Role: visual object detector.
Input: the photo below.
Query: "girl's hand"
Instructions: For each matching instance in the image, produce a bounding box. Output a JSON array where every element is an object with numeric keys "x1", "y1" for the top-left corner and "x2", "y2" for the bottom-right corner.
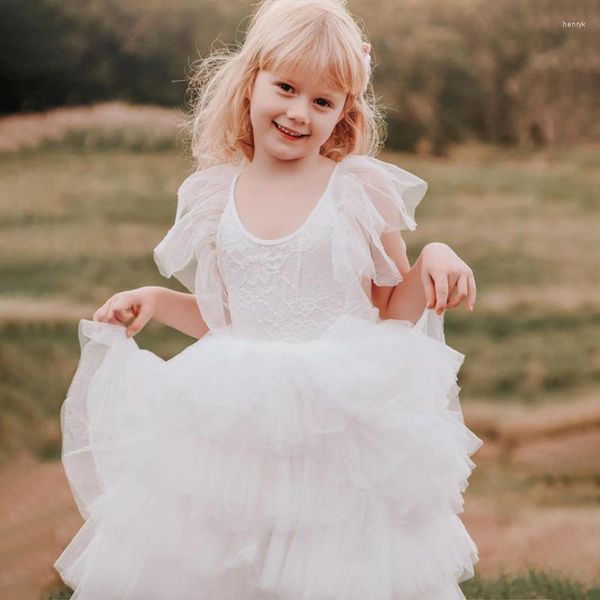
[
  {"x1": 92, "y1": 287, "x2": 157, "y2": 337},
  {"x1": 420, "y1": 242, "x2": 476, "y2": 315}
]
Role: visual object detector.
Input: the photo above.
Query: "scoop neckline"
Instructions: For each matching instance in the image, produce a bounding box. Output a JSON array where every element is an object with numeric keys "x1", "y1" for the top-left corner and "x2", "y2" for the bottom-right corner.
[{"x1": 229, "y1": 160, "x2": 340, "y2": 246}]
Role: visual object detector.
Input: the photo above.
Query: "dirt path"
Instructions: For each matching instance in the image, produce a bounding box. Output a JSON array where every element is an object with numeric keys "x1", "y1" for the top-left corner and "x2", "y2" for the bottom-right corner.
[
  {"x1": 2, "y1": 398, "x2": 600, "y2": 600},
  {"x1": 0, "y1": 452, "x2": 82, "y2": 600}
]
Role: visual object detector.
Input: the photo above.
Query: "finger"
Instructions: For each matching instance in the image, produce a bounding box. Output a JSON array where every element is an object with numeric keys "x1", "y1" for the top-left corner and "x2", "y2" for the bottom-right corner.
[
  {"x1": 433, "y1": 274, "x2": 449, "y2": 314},
  {"x1": 446, "y1": 273, "x2": 468, "y2": 308},
  {"x1": 466, "y1": 270, "x2": 477, "y2": 310},
  {"x1": 93, "y1": 292, "x2": 122, "y2": 322},
  {"x1": 105, "y1": 300, "x2": 125, "y2": 325},
  {"x1": 424, "y1": 273, "x2": 436, "y2": 309},
  {"x1": 93, "y1": 301, "x2": 111, "y2": 322},
  {"x1": 108, "y1": 298, "x2": 134, "y2": 325},
  {"x1": 444, "y1": 273, "x2": 460, "y2": 308},
  {"x1": 110, "y1": 308, "x2": 133, "y2": 325},
  {"x1": 113, "y1": 307, "x2": 135, "y2": 324},
  {"x1": 126, "y1": 308, "x2": 152, "y2": 337},
  {"x1": 445, "y1": 287, "x2": 457, "y2": 309}
]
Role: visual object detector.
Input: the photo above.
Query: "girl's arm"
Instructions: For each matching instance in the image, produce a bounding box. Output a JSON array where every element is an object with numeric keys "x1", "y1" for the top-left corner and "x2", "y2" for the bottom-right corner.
[
  {"x1": 372, "y1": 231, "x2": 476, "y2": 323},
  {"x1": 146, "y1": 286, "x2": 210, "y2": 339},
  {"x1": 379, "y1": 252, "x2": 428, "y2": 323},
  {"x1": 371, "y1": 230, "x2": 427, "y2": 323}
]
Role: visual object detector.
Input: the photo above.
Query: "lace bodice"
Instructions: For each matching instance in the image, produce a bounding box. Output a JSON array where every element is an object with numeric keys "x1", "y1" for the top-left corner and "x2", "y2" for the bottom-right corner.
[
  {"x1": 217, "y1": 165, "x2": 375, "y2": 342},
  {"x1": 153, "y1": 154, "x2": 428, "y2": 343}
]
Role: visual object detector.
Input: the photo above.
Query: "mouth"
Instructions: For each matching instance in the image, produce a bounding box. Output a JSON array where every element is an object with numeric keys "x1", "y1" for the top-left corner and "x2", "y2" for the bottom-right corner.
[{"x1": 273, "y1": 121, "x2": 309, "y2": 139}]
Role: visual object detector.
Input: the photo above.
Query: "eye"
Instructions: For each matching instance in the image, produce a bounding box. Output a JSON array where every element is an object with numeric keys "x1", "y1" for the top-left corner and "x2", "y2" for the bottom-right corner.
[{"x1": 276, "y1": 82, "x2": 332, "y2": 108}]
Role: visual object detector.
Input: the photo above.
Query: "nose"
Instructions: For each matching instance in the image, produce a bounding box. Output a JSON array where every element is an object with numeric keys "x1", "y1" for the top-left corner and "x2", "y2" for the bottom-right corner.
[{"x1": 286, "y1": 96, "x2": 310, "y2": 124}]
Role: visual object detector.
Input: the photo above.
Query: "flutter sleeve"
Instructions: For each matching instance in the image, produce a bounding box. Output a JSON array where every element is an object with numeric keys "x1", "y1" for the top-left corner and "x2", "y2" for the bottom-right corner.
[
  {"x1": 153, "y1": 163, "x2": 238, "y2": 331},
  {"x1": 331, "y1": 154, "x2": 428, "y2": 287}
]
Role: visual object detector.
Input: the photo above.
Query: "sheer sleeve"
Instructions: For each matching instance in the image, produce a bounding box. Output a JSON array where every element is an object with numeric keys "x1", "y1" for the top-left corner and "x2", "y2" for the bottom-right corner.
[
  {"x1": 153, "y1": 163, "x2": 238, "y2": 330},
  {"x1": 331, "y1": 154, "x2": 428, "y2": 287}
]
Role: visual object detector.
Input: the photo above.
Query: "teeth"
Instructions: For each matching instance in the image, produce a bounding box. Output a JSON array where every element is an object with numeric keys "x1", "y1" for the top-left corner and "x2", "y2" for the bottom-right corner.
[{"x1": 276, "y1": 123, "x2": 303, "y2": 137}]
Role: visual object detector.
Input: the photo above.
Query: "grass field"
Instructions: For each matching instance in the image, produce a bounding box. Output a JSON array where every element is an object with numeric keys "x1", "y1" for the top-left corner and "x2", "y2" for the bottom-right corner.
[
  {"x1": 1, "y1": 116, "x2": 599, "y2": 462},
  {"x1": 0, "y1": 104, "x2": 599, "y2": 598}
]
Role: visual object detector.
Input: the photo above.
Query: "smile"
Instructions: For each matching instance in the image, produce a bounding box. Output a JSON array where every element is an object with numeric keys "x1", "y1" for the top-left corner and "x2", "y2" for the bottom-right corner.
[{"x1": 273, "y1": 121, "x2": 309, "y2": 139}]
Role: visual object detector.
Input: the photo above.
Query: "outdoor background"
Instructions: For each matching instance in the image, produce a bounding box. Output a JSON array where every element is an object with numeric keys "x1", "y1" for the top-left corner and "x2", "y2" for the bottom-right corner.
[{"x1": 0, "y1": 0, "x2": 598, "y2": 598}]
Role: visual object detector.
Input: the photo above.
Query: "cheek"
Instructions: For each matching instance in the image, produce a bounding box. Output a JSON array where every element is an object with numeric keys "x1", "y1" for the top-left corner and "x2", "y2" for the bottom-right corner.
[
  {"x1": 250, "y1": 102, "x2": 275, "y2": 129},
  {"x1": 250, "y1": 88, "x2": 276, "y2": 114},
  {"x1": 260, "y1": 100, "x2": 282, "y2": 122},
  {"x1": 318, "y1": 115, "x2": 341, "y2": 137}
]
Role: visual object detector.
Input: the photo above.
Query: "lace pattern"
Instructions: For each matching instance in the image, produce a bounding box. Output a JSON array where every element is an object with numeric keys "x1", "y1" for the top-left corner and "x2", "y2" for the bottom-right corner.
[
  {"x1": 153, "y1": 154, "x2": 428, "y2": 342},
  {"x1": 218, "y1": 194, "x2": 375, "y2": 343}
]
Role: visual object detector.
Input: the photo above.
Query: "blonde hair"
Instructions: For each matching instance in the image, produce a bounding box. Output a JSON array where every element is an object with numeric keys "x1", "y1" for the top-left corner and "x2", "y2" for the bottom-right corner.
[{"x1": 183, "y1": 0, "x2": 386, "y2": 170}]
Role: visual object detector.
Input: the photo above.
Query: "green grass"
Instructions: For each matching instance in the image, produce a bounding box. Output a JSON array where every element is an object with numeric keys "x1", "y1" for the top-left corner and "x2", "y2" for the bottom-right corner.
[
  {"x1": 461, "y1": 566, "x2": 600, "y2": 599},
  {"x1": 43, "y1": 567, "x2": 600, "y2": 599},
  {"x1": 0, "y1": 255, "x2": 164, "y2": 301},
  {"x1": 1, "y1": 141, "x2": 599, "y2": 461},
  {"x1": 452, "y1": 309, "x2": 600, "y2": 402}
]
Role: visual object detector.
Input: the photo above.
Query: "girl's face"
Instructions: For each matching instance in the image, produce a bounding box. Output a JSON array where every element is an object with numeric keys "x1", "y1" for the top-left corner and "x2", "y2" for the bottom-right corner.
[{"x1": 247, "y1": 68, "x2": 348, "y2": 165}]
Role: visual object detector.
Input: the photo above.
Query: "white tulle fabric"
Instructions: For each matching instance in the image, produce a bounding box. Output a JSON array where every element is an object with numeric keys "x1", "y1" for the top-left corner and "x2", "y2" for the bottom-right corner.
[{"x1": 55, "y1": 154, "x2": 483, "y2": 599}]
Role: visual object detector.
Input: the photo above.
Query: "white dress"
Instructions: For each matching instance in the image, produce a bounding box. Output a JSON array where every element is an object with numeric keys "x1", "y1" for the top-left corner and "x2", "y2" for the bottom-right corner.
[{"x1": 54, "y1": 153, "x2": 483, "y2": 600}]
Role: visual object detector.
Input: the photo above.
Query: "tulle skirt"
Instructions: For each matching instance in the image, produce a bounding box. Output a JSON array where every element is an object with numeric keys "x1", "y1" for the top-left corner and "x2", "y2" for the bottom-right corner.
[{"x1": 54, "y1": 312, "x2": 483, "y2": 599}]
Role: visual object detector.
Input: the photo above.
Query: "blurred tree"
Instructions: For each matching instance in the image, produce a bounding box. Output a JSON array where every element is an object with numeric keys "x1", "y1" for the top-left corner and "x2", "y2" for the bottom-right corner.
[
  {"x1": 360, "y1": 0, "x2": 483, "y2": 155},
  {"x1": 0, "y1": 0, "x2": 79, "y2": 112},
  {"x1": 0, "y1": 0, "x2": 596, "y2": 148},
  {"x1": 0, "y1": 0, "x2": 226, "y2": 112},
  {"x1": 509, "y1": 11, "x2": 600, "y2": 146}
]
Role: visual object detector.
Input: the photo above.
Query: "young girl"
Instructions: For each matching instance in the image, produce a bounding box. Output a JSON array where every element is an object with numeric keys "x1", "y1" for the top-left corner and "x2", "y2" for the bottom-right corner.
[{"x1": 54, "y1": 0, "x2": 482, "y2": 598}]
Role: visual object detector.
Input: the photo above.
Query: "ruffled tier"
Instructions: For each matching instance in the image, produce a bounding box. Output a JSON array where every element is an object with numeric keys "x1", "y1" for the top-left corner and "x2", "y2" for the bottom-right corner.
[{"x1": 55, "y1": 315, "x2": 483, "y2": 600}]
